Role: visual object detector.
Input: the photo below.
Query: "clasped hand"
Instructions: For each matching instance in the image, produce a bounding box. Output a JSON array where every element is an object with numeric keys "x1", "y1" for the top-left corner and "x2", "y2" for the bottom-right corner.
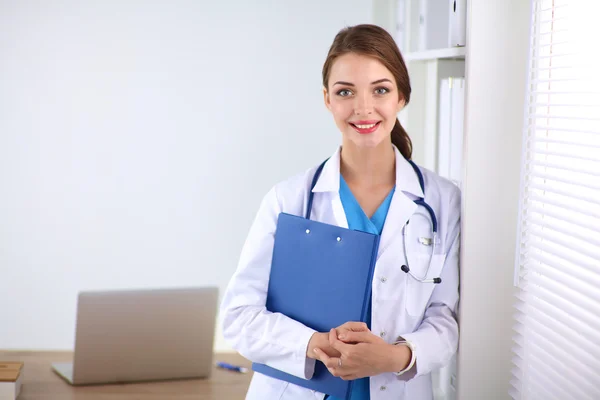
[{"x1": 306, "y1": 322, "x2": 410, "y2": 380}]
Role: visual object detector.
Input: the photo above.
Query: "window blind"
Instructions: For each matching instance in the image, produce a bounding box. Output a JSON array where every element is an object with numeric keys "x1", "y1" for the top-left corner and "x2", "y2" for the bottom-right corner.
[{"x1": 512, "y1": 0, "x2": 600, "y2": 399}]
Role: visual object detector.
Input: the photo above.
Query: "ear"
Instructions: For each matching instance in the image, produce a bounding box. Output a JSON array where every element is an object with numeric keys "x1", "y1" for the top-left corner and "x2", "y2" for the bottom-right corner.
[
  {"x1": 397, "y1": 98, "x2": 406, "y2": 113},
  {"x1": 323, "y1": 88, "x2": 332, "y2": 112}
]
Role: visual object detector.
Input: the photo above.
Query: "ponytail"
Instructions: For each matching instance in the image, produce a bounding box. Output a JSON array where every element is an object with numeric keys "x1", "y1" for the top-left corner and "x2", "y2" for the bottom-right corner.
[{"x1": 391, "y1": 118, "x2": 412, "y2": 160}]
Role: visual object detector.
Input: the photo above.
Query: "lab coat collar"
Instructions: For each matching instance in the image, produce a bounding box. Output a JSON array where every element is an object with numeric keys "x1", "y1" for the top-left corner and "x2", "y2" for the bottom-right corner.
[{"x1": 311, "y1": 145, "x2": 425, "y2": 198}]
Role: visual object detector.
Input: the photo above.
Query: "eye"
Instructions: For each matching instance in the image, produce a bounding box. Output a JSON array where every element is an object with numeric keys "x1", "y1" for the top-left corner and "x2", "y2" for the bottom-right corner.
[
  {"x1": 375, "y1": 87, "x2": 390, "y2": 95},
  {"x1": 336, "y1": 89, "x2": 353, "y2": 97}
]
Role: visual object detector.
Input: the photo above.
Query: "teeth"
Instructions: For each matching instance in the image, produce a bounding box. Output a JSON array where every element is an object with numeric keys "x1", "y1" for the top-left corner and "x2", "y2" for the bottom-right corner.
[{"x1": 355, "y1": 123, "x2": 377, "y2": 129}]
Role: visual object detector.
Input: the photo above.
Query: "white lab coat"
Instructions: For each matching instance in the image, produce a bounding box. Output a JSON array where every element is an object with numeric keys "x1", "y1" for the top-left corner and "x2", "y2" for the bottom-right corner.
[{"x1": 221, "y1": 146, "x2": 460, "y2": 400}]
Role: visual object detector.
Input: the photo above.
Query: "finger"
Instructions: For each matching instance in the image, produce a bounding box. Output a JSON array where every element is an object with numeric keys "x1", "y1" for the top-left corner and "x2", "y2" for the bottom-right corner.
[
  {"x1": 313, "y1": 347, "x2": 330, "y2": 364},
  {"x1": 324, "y1": 357, "x2": 340, "y2": 371},
  {"x1": 324, "y1": 357, "x2": 343, "y2": 377},
  {"x1": 329, "y1": 328, "x2": 351, "y2": 353},
  {"x1": 338, "y1": 330, "x2": 377, "y2": 344},
  {"x1": 340, "y1": 373, "x2": 357, "y2": 381},
  {"x1": 328, "y1": 328, "x2": 337, "y2": 346},
  {"x1": 339, "y1": 321, "x2": 369, "y2": 332}
]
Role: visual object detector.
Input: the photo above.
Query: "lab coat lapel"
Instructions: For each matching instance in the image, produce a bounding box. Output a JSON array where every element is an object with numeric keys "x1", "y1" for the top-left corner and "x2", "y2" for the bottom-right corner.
[
  {"x1": 330, "y1": 192, "x2": 349, "y2": 229},
  {"x1": 311, "y1": 147, "x2": 349, "y2": 229}
]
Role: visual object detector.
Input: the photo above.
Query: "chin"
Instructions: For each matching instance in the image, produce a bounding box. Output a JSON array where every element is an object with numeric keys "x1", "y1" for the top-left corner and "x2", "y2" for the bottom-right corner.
[{"x1": 348, "y1": 133, "x2": 387, "y2": 150}]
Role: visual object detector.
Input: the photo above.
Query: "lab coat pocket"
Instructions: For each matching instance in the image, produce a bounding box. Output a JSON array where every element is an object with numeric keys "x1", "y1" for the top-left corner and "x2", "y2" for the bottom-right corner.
[{"x1": 405, "y1": 252, "x2": 445, "y2": 318}]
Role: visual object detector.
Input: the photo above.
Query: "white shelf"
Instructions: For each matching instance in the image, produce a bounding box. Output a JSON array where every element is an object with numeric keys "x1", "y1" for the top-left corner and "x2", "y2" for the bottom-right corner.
[{"x1": 404, "y1": 47, "x2": 467, "y2": 62}]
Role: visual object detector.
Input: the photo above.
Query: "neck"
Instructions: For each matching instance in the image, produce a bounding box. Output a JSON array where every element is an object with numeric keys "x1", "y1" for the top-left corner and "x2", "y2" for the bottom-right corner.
[{"x1": 340, "y1": 141, "x2": 396, "y2": 187}]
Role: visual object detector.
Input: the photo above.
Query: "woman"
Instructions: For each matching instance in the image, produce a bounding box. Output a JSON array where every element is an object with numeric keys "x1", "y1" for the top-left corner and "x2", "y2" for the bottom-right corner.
[{"x1": 221, "y1": 24, "x2": 460, "y2": 400}]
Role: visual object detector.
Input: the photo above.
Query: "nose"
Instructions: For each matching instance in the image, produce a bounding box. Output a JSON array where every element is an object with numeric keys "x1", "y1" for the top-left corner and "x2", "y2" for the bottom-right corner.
[{"x1": 353, "y1": 93, "x2": 373, "y2": 116}]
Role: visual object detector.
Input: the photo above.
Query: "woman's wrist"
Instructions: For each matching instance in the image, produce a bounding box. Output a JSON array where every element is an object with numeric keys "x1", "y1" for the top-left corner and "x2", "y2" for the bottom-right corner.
[
  {"x1": 306, "y1": 332, "x2": 324, "y2": 359},
  {"x1": 385, "y1": 342, "x2": 412, "y2": 373}
]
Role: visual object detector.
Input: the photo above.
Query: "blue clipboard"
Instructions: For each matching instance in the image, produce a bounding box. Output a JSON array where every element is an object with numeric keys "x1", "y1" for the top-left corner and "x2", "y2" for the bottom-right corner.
[{"x1": 252, "y1": 160, "x2": 380, "y2": 399}]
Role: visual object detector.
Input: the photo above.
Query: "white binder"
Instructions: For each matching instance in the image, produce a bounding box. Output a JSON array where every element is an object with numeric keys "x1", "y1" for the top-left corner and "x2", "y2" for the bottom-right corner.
[
  {"x1": 437, "y1": 78, "x2": 452, "y2": 179},
  {"x1": 449, "y1": 78, "x2": 465, "y2": 186},
  {"x1": 418, "y1": 0, "x2": 450, "y2": 51},
  {"x1": 417, "y1": 0, "x2": 467, "y2": 50},
  {"x1": 437, "y1": 77, "x2": 465, "y2": 187},
  {"x1": 448, "y1": 0, "x2": 467, "y2": 47},
  {"x1": 395, "y1": 0, "x2": 406, "y2": 51}
]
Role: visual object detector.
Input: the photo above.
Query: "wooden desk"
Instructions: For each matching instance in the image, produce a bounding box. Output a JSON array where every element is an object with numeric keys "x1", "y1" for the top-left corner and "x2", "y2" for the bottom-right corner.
[{"x1": 0, "y1": 351, "x2": 252, "y2": 400}]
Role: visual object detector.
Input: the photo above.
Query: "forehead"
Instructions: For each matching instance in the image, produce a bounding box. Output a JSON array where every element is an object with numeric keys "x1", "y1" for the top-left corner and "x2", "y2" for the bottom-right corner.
[{"x1": 329, "y1": 53, "x2": 395, "y2": 85}]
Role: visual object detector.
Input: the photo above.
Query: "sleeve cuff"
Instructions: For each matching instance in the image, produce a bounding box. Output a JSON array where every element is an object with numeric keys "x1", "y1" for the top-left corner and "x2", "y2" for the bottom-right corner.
[
  {"x1": 293, "y1": 326, "x2": 318, "y2": 379},
  {"x1": 299, "y1": 327, "x2": 317, "y2": 379},
  {"x1": 397, "y1": 330, "x2": 434, "y2": 378},
  {"x1": 393, "y1": 339, "x2": 417, "y2": 376}
]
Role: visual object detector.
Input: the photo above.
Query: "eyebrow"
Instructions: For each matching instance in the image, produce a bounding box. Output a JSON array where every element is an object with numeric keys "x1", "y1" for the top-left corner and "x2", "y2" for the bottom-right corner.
[{"x1": 332, "y1": 78, "x2": 392, "y2": 86}]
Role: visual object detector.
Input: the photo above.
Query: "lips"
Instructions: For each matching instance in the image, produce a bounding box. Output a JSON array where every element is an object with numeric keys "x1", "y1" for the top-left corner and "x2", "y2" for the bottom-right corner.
[{"x1": 350, "y1": 121, "x2": 381, "y2": 134}]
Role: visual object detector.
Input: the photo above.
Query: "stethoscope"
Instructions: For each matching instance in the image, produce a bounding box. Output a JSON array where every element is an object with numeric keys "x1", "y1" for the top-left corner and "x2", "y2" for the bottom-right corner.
[
  {"x1": 306, "y1": 157, "x2": 442, "y2": 285},
  {"x1": 403, "y1": 159, "x2": 442, "y2": 285}
]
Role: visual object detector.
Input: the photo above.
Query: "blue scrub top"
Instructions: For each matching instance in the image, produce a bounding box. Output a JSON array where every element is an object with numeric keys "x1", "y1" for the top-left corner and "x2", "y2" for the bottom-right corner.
[{"x1": 326, "y1": 175, "x2": 395, "y2": 400}]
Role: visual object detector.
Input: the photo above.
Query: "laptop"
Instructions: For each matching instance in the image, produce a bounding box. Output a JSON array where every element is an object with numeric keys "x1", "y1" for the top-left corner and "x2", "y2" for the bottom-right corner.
[{"x1": 52, "y1": 286, "x2": 219, "y2": 385}]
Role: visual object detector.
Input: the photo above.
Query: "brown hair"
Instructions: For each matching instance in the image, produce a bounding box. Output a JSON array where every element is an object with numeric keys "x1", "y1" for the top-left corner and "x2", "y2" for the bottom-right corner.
[{"x1": 322, "y1": 24, "x2": 412, "y2": 159}]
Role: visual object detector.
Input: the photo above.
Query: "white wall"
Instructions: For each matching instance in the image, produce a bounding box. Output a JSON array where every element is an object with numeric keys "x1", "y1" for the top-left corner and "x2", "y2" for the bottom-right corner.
[
  {"x1": 457, "y1": 0, "x2": 531, "y2": 398},
  {"x1": 0, "y1": 0, "x2": 372, "y2": 352}
]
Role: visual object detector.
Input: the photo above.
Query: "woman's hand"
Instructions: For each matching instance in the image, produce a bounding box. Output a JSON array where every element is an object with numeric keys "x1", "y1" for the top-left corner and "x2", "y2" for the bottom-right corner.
[
  {"x1": 334, "y1": 321, "x2": 370, "y2": 342},
  {"x1": 307, "y1": 321, "x2": 368, "y2": 359},
  {"x1": 307, "y1": 332, "x2": 341, "y2": 359},
  {"x1": 313, "y1": 328, "x2": 412, "y2": 380}
]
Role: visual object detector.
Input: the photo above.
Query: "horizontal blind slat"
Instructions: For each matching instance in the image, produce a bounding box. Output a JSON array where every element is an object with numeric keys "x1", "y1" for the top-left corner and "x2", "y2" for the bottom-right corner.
[
  {"x1": 528, "y1": 169, "x2": 600, "y2": 191},
  {"x1": 514, "y1": 302, "x2": 600, "y2": 368},
  {"x1": 531, "y1": 148, "x2": 600, "y2": 163},
  {"x1": 531, "y1": 102, "x2": 600, "y2": 107},
  {"x1": 535, "y1": 27, "x2": 569, "y2": 37},
  {"x1": 524, "y1": 223, "x2": 600, "y2": 262},
  {"x1": 536, "y1": 3, "x2": 568, "y2": 13},
  {"x1": 530, "y1": 137, "x2": 600, "y2": 148},
  {"x1": 536, "y1": 15, "x2": 570, "y2": 25},
  {"x1": 517, "y1": 350, "x2": 595, "y2": 399},
  {"x1": 527, "y1": 159, "x2": 600, "y2": 177},
  {"x1": 524, "y1": 237, "x2": 600, "y2": 273},
  {"x1": 513, "y1": 346, "x2": 599, "y2": 399},
  {"x1": 533, "y1": 63, "x2": 600, "y2": 72},
  {"x1": 524, "y1": 212, "x2": 600, "y2": 249},
  {"x1": 527, "y1": 182, "x2": 600, "y2": 207},
  {"x1": 518, "y1": 275, "x2": 600, "y2": 332},
  {"x1": 524, "y1": 193, "x2": 600, "y2": 221},
  {"x1": 512, "y1": 330, "x2": 590, "y2": 399},
  {"x1": 528, "y1": 124, "x2": 600, "y2": 135},
  {"x1": 513, "y1": 295, "x2": 600, "y2": 359},
  {"x1": 529, "y1": 90, "x2": 600, "y2": 101},
  {"x1": 512, "y1": 350, "x2": 523, "y2": 368},
  {"x1": 523, "y1": 247, "x2": 600, "y2": 288},
  {"x1": 510, "y1": 376, "x2": 559, "y2": 400},
  {"x1": 507, "y1": 337, "x2": 591, "y2": 399},
  {"x1": 532, "y1": 91, "x2": 600, "y2": 96},
  {"x1": 522, "y1": 256, "x2": 600, "y2": 306}
]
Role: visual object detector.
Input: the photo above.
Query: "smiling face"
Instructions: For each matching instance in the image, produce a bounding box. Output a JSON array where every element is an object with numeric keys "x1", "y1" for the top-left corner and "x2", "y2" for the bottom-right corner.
[{"x1": 324, "y1": 53, "x2": 406, "y2": 150}]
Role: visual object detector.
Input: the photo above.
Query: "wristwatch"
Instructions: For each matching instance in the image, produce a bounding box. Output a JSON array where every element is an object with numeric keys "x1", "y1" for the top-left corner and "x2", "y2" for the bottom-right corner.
[{"x1": 393, "y1": 339, "x2": 416, "y2": 376}]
